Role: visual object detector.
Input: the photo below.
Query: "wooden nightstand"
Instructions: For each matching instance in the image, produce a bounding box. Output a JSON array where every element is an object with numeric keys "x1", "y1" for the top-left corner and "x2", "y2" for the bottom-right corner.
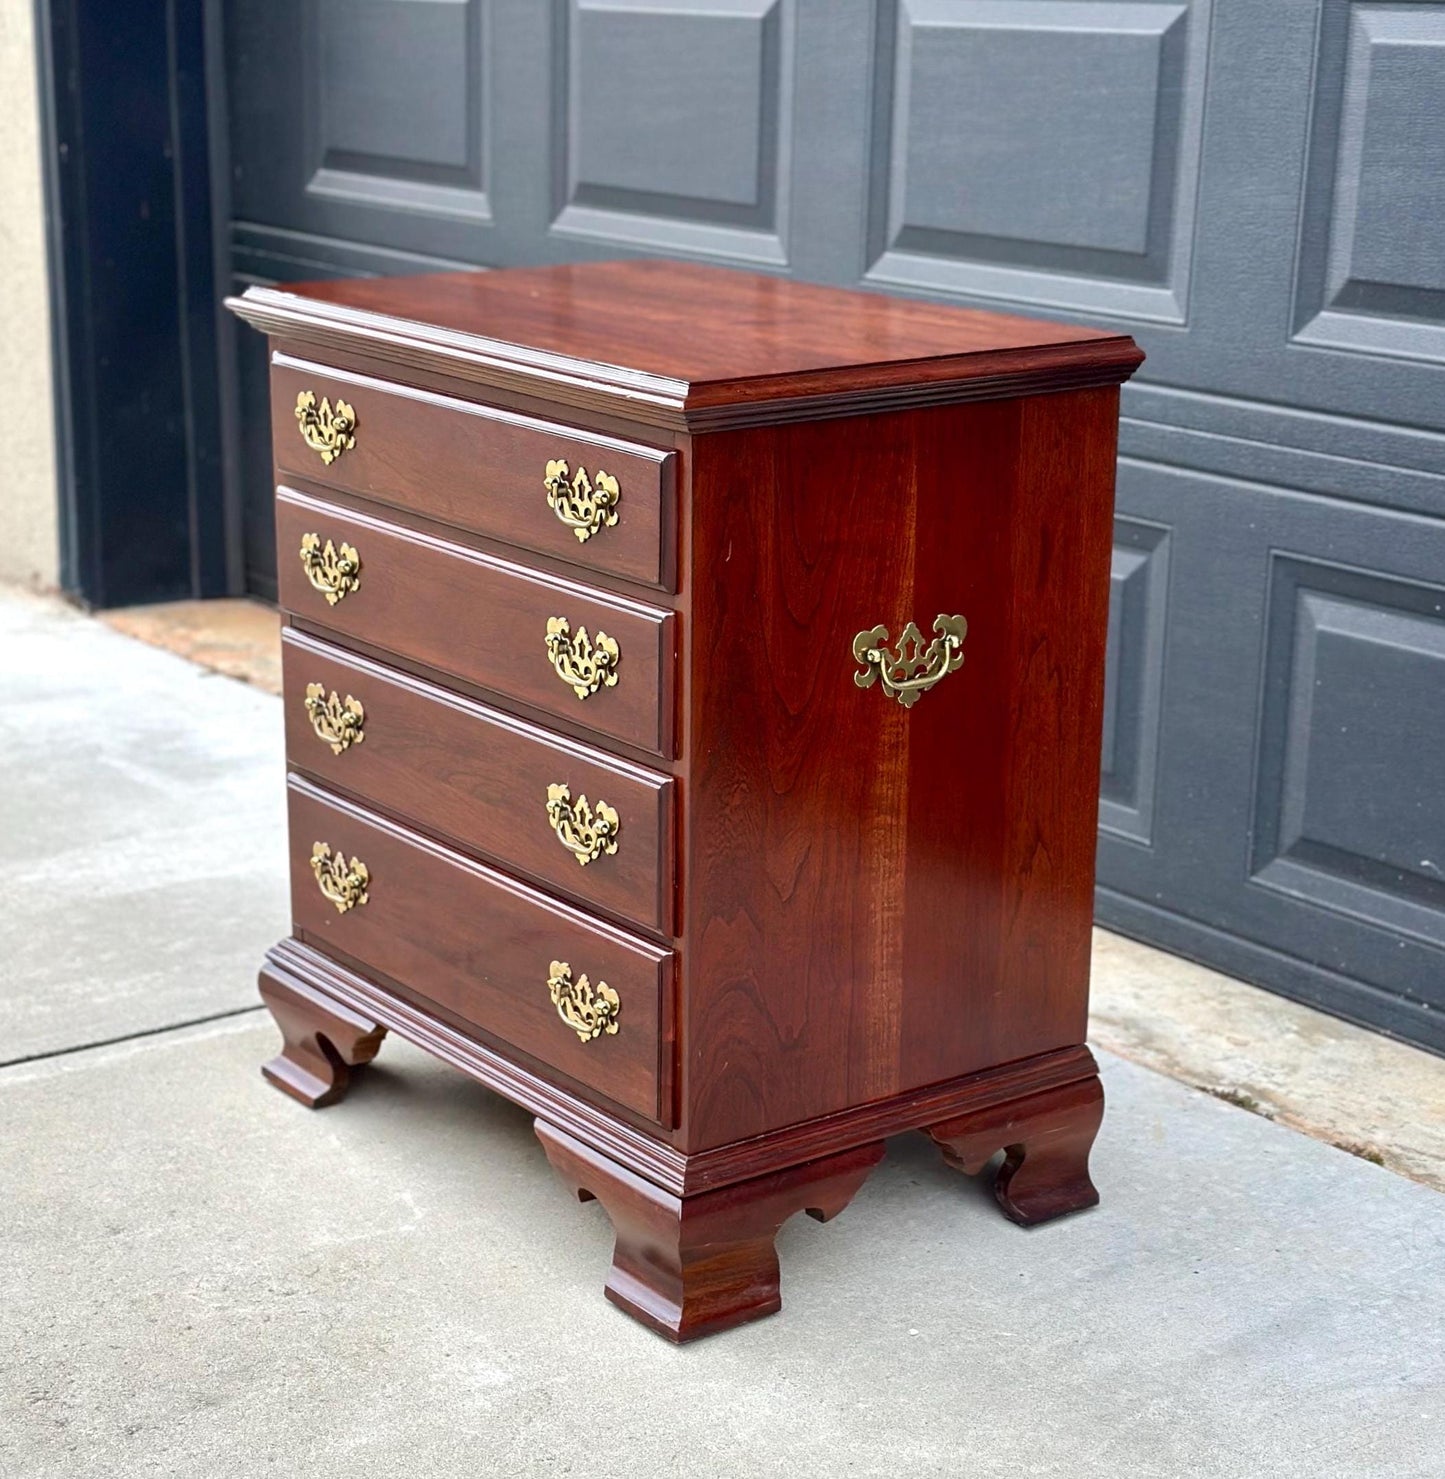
[{"x1": 228, "y1": 261, "x2": 1143, "y2": 1341}]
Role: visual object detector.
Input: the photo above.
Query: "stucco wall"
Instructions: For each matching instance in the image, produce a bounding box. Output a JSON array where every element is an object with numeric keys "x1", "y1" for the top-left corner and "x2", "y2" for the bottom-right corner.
[{"x1": 0, "y1": 5, "x2": 58, "y2": 590}]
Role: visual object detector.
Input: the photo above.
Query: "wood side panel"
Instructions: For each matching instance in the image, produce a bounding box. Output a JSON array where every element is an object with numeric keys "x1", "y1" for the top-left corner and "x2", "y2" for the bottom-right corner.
[
  {"x1": 282, "y1": 630, "x2": 675, "y2": 934},
  {"x1": 896, "y1": 388, "x2": 1121, "y2": 1083},
  {"x1": 287, "y1": 779, "x2": 672, "y2": 1123},
  {"x1": 275, "y1": 489, "x2": 676, "y2": 756},
  {"x1": 270, "y1": 355, "x2": 675, "y2": 589},
  {"x1": 990, "y1": 389, "x2": 1121, "y2": 1040},
  {"x1": 680, "y1": 406, "x2": 930, "y2": 1148},
  {"x1": 680, "y1": 394, "x2": 1116, "y2": 1150}
]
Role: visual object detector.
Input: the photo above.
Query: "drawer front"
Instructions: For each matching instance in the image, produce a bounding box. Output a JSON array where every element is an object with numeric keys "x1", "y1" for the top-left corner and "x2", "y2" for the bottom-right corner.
[
  {"x1": 289, "y1": 780, "x2": 672, "y2": 1123},
  {"x1": 277, "y1": 489, "x2": 676, "y2": 757},
  {"x1": 283, "y1": 630, "x2": 675, "y2": 934},
  {"x1": 272, "y1": 355, "x2": 675, "y2": 589}
]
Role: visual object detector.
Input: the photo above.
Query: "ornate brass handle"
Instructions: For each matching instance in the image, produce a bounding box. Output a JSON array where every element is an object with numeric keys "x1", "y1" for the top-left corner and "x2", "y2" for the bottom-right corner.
[
  {"x1": 304, "y1": 684, "x2": 365, "y2": 754},
  {"x1": 545, "y1": 783, "x2": 620, "y2": 866},
  {"x1": 853, "y1": 614, "x2": 967, "y2": 708},
  {"x1": 310, "y1": 842, "x2": 369, "y2": 914},
  {"x1": 545, "y1": 616, "x2": 620, "y2": 699},
  {"x1": 299, "y1": 533, "x2": 361, "y2": 605},
  {"x1": 547, "y1": 960, "x2": 620, "y2": 1041},
  {"x1": 295, "y1": 390, "x2": 357, "y2": 465},
  {"x1": 544, "y1": 459, "x2": 620, "y2": 543}
]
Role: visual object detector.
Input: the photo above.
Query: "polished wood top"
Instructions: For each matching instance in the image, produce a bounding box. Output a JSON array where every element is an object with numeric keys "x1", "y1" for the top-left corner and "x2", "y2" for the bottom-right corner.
[{"x1": 229, "y1": 260, "x2": 1143, "y2": 431}]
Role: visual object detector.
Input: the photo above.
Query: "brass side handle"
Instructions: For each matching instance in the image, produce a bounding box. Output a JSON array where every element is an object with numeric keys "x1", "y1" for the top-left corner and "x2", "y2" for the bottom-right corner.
[
  {"x1": 544, "y1": 458, "x2": 620, "y2": 543},
  {"x1": 853, "y1": 614, "x2": 967, "y2": 708},
  {"x1": 295, "y1": 390, "x2": 357, "y2": 465},
  {"x1": 545, "y1": 783, "x2": 620, "y2": 866},
  {"x1": 310, "y1": 842, "x2": 369, "y2": 914},
  {"x1": 304, "y1": 684, "x2": 365, "y2": 754},
  {"x1": 547, "y1": 960, "x2": 620, "y2": 1042},
  {"x1": 299, "y1": 533, "x2": 361, "y2": 605},
  {"x1": 545, "y1": 616, "x2": 620, "y2": 699}
]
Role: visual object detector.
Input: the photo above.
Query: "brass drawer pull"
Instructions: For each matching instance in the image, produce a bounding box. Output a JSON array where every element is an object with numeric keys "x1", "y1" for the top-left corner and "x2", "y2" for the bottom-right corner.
[
  {"x1": 544, "y1": 458, "x2": 621, "y2": 543},
  {"x1": 853, "y1": 614, "x2": 967, "y2": 708},
  {"x1": 310, "y1": 842, "x2": 369, "y2": 914},
  {"x1": 545, "y1": 783, "x2": 620, "y2": 866},
  {"x1": 547, "y1": 960, "x2": 620, "y2": 1041},
  {"x1": 304, "y1": 684, "x2": 365, "y2": 754},
  {"x1": 545, "y1": 616, "x2": 620, "y2": 699},
  {"x1": 294, "y1": 390, "x2": 357, "y2": 465},
  {"x1": 299, "y1": 533, "x2": 362, "y2": 605}
]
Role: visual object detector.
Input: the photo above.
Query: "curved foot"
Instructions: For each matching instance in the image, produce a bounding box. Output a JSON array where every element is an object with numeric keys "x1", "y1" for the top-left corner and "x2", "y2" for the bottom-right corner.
[
  {"x1": 536, "y1": 1122, "x2": 884, "y2": 1342},
  {"x1": 258, "y1": 966, "x2": 386, "y2": 1108},
  {"x1": 925, "y1": 1074, "x2": 1104, "y2": 1226}
]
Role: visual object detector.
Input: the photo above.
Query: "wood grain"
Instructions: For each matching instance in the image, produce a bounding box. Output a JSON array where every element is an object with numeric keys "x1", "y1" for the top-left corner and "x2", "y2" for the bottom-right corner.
[
  {"x1": 287, "y1": 778, "x2": 674, "y2": 1123},
  {"x1": 271, "y1": 353, "x2": 675, "y2": 589},
  {"x1": 677, "y1": 389, "x2": 1123, "y2": 1150},
  {"x1": 282, "y1": 629, "x2": 675, "y2": 934},
  {"x1": 261, "y1": 936, "x2": 1104, "y2": 1199},
  {"x1": 927, "y1": 1075, "x2": 1105, "y2": 1226},
  {"x1": 536, "y1": 1121, "x2": 884, "y2": 1342},
  {"x1": 275, "y1": 488, "x2": 676, "y2": 756},
  {"x1": 257, "y1": 969, "x2": 387, "y2": 1109},
  {"x1": 227, "y1": 260, "x2": 1144, "y2": 432}
]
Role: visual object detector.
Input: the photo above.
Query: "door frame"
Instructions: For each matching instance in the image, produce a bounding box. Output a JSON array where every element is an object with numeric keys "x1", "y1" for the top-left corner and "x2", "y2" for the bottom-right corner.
[{"x1": 33, "y1": 0, "x2": 238, "y2": 608}]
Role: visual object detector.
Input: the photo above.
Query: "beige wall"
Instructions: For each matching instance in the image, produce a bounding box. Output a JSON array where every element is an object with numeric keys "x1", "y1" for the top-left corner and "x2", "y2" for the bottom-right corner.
[{"x1": 0, "y1": 4, "x2": 59, "y2": 590}]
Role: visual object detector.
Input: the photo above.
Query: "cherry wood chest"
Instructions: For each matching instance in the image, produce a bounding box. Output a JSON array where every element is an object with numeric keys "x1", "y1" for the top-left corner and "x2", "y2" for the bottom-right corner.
[{"x1": 228, "y1": 262, "x2": 1143, "y2": 1341}]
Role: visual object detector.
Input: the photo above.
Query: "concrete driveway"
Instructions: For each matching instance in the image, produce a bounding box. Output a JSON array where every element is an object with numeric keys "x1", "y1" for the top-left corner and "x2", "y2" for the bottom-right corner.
[{"x1": 3, "y1": 588, "x2": 1442, "y2": 1478}]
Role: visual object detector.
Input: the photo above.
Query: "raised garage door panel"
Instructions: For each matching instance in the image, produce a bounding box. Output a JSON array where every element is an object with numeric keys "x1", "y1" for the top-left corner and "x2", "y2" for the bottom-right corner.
[{"x1": 1095, "y1": 458, "x2": 1445, "y2": 1049}]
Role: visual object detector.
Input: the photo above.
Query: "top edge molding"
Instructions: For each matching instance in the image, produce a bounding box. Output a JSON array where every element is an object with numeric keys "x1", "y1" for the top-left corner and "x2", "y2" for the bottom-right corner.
[{"x1": 227, "y1": 284, "x2": 1144, "y2": 433}]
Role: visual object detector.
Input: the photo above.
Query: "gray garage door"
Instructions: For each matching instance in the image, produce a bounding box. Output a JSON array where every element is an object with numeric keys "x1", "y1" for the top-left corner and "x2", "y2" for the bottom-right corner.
[{"x1": 219, "y1": 0, "x2": 1445, "y2": 1052}]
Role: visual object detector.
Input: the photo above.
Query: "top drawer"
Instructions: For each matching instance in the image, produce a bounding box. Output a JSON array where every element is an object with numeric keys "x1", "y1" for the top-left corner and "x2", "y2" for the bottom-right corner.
[{"x1": 270, "y1": 354, "x2": 676, "y2": 590}]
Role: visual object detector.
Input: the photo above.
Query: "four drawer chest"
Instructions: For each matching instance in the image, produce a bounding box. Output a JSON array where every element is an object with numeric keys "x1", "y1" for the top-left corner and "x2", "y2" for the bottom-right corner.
[{"x1": 228, "y1": 261, "x2": 1143, "y2": 1341}]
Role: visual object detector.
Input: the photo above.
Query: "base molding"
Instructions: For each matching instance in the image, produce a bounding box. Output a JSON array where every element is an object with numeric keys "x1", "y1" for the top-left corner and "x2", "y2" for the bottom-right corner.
[
  {"x1": 260, "y1": 936, "x2": 1107, "y2": 1340},
  {"x1": 258, "y1": 967, "x2": 386, "y2": 1108},
  {"x1": 261, "y1": 937, "x2": 1101, "y2": 1196},
  {"x1": 926, "y1": 1075, "x2": 1104, "y2": 1225},
  {"x1": 536, "y1": 1122, "x2": 886, "y2": 1342}
]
